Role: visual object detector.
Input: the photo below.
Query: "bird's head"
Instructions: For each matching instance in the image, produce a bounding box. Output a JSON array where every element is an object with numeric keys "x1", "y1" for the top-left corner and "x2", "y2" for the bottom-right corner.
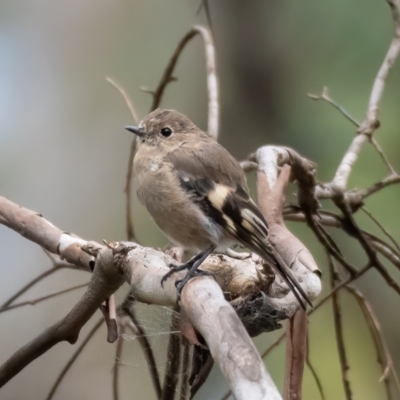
[{"x1": 125, "y1": 108, "x2": 198, "y2": 147}]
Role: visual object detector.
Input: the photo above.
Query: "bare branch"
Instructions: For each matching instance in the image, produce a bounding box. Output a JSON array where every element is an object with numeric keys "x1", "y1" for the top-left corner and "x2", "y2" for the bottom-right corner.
[
  {"x1": 220, "y1": 259, "x2": 372, "y2": 400},
  {"x1": 361, "y1": 207, "x2": 400, "y2": 253},
  {"x1": 197, "y1": 0, "x2": 213, "y2": 36},
  {"x1": 331, "y1": 0, "x2": 400, "y2": 190},
  {"x1": 150, "y1": 25, "x2": 219, "y2": 138},
  {"x1": 255, "y1": 147, "x2": 322, "y2": 312},
  {"x1": 371, "y1": 137, "x2": 397, "y2": 174},
  {"x1": 337, "y1": 198, "x2": 400, "y2": 296},
  {"x1": 0, "y1": 247, "x2": 124, "y2": 386},
  {"x1": 329, "y1": 256, "x2": 353, "y2": 400},
  {"x1": 120, "y1": 296, "x2": 162, "y2": 399},
  {"x1": 0, "y1": 196, "x2": 96, "y2": 272},
  {"x1": 113, "y1": 324, "x2": 125, "y2": 400},
  {"x1": 240, "y1": 159, "x2": 258, "y2": 172},
  {"x1": 346, "y1": 285, "x2": 400, "y2": 400},
  {"x1": 308, "y1": 87, "x2": 360, "y2": 127},
  {"x1": 106, "y1": 76, "x2": 139, "y2": 242},
  {"x1": 179, "y1": 338, "x2": 191, "y2": 400},
  {"x1": 305, "y1": 215, "x2": 358, "y2": 276},
  {"x1": 124, "y1": 138, "x2": 137, "y2": 242},
  {"x1": 221, "y1": 332, "x2": 286, "y2": 400},
  {"x1": 356, "y1": 173, "x2": 400, "y2": 201},
  {"x1": 0, "y1": 283, "x2": 88, "y2": 314},
  {"x1": 283, "y1": 309, "x2": 307, "y2": 400},
  {"x1": 1, "y1": 264, "x2": 65, "y2": 309},
  {"x1": 161, "y1": 312, "x2": 181, "y2": 400},
  {"x1": 106, "y1": 77, "x2": 139, "y2": 122},
  {"x1": 284, "y1": 209, "x2": 400, "y2": 269},
  {"x1": 181, "y1": 278, "x2": 283, "y2": 400},
  {"x1": 308, "y1": 87, "x2": 396, "y2": 174},
  {"x1": 190, "y1": 347, "x2": 213, "y2": 399},
  {"x1": 306, "y1": 332, "x2": 326, "y2": 400},
  {"x1": 46, "y1": 318, "x2": 104, "y2": 400}
]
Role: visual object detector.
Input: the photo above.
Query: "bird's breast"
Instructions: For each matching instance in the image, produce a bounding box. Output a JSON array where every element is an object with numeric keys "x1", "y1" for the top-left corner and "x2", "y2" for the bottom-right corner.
[{"x1": 134, "y1": 159, "x2": 221, "y2": 251}]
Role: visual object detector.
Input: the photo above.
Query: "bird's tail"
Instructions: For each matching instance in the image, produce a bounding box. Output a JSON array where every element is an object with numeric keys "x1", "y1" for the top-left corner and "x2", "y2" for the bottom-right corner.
[
  {"x1": 255, "y1": 244, "x2": 312, "y2": 310},
  {"x1": 222, "y1": 199, "x2": 312, "y2": 309}
]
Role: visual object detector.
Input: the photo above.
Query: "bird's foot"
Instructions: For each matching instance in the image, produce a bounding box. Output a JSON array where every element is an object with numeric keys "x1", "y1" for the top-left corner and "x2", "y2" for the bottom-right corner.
[
  {"x1": 160, "y1": 262, "x2": 192, "y2": 287},
  {"x1": 175, "y1": 269, "x2": 213, "y2": 301}
]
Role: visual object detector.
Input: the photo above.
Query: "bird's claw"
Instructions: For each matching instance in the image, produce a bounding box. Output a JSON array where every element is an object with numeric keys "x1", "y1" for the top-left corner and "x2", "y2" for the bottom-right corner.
[{"x1": 160, "y1": 263, "x2": 190, "y2": 288}]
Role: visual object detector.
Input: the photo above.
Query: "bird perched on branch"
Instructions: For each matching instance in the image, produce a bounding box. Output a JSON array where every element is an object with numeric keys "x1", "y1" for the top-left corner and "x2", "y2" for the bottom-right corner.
[{"x1": 126, "y1": 109, "x2": 311, "y2": 309}]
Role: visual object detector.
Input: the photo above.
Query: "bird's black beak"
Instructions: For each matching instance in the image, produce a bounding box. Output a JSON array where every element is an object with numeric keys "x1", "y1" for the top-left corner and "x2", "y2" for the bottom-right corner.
[{"x1": 125, "y1": 126, "x2": 144, "y2": 137}]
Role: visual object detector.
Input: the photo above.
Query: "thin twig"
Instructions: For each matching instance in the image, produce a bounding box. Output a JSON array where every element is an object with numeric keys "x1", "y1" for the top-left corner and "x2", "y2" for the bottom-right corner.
[
  {"x1": 113, "y1": 324, "x2": 125, "y2": 400},
  {"x1": 331, "y1": 0, "x2": 400, "y2": 189},
  {"x1": 338, "y1": 199, "x2": 400, "y2": 296},
  {"x1": 308, "y1": 87, "x2": 360, "y2": 127},
  {"x1": 308, "y1": 87, "x2": 397, "y2": 174},
  {"x1": 283, "y1": 310, "x2": 307, "y2": 400},
  {"x1": 1, "y1": 265, "x2": 65, "y2": 308},
  {"x1": 150, "y1": 26, "x2": 219, "y2": 138},
  {"x1": 161, "y1": 311, "x2": 181, "y2": 400},
  {"x1": 358, "y1": 173, "x2": 400, "y2": 201},
  {"x1": 305, "y1": 213, "x2": 358, "y2": 276},
  {"x1": 46, "y1": 318, "x2": 104, "y2": 400},
  {"x1": 346, "y1": 285, "x2": 400, "y2": 400},
  {"x1": 121, "y1": 299, "x2": 162, "y2": 399},
  {"x1": 329, "y1": 256, "x2": 353, "y2": 400},
  {"x1": 106, "y1": 76, "x2": 139, "y2": 242},
  {"x1": 371, "y1": 137, "x2": 397, "y2": 174},
  {"x1": 106, "y1": 77, "x2": 139, "y2": 122},
  {"x1": 284, "y1": 208, "x2": 400, "y2": 269},
  {"x1": 361, "y1": 207, "x2": 400, "y2": 253},
  {"x1": 0, "y1": 283, "x2": 88, "y2": 314},
  {"x1": 197, "y1": 0, "x2": 213, "y2": 36},
  {"x1": 124, "y1": 138, "x2": 137, "y2": 242},
  {"x1": 179, "y1": 338, "x2": 191, "y2": 400},
  {"x1": 306, "y1": 330, "x2": 326, "y2": 400}
]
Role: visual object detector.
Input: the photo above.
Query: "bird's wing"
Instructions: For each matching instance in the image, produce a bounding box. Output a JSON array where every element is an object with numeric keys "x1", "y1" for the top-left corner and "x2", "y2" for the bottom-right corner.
[
  {"x1": 166, "y1": 137, "x2": 311, "y2": 309},
  {"x1": 166, "y1": 135, "x2": 247, "y2": 189}
]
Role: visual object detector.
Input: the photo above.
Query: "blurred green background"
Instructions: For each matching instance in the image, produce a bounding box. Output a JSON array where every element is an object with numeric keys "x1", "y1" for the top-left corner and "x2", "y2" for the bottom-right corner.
[{"x1": 1, "y1": 1, "x2": 400, "y2": 399}]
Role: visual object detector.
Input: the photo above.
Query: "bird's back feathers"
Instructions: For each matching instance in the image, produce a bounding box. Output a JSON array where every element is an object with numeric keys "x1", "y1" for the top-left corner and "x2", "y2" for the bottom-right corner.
[
  {"x1": 166, "y1": 134, "x2": 311, "y2": 308},
  {"x1": 132, "y1": 108, "x2": 311, "y2": 308}
]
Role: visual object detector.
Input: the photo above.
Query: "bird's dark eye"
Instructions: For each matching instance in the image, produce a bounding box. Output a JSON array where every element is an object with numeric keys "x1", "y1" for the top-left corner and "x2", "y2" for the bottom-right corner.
[{"x1": 161, "y1": 127, "x2": 172, "y2": 137}]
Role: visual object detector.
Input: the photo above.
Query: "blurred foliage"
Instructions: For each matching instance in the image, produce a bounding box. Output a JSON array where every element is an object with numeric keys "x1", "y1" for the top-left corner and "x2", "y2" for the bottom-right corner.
[{"x1": 0, "y1": 1, "x2": 399, "y2": 399}]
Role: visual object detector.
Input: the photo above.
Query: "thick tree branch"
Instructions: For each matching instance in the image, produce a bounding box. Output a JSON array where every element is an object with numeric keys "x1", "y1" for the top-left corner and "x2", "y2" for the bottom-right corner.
[
  {"x1": 0, "y1": 247, "x2": 124, "y2": 387},
  {"x1": 0, "y1": 196, "x2": 95, "y2": 271},
  {"x1": 181, "y1": 278, "x2": 282, "y2": 400}
]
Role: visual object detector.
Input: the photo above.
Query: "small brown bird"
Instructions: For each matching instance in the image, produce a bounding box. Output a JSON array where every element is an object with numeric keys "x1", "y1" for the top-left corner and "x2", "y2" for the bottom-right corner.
[{"x1": 126, "y1": 109, "x2": 311, "y2": 309}]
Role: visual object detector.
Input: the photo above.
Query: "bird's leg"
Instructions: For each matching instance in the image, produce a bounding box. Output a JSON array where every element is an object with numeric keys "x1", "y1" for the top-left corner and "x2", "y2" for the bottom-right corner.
[
  {"x1": 161, "y1": 250, "x2": 209, "y2": 287},
  {"x1": 174, "y1": 245, "x2": 216, "y2": 299},
  {"x1": 161, "y1": 246, "x2": 215, "y2": 295}
]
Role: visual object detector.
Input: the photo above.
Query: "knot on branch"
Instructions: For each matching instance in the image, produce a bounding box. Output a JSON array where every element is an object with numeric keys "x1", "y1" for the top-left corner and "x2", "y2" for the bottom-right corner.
[
  {"x1": 357, "y1": 116, "x2": 380, "y2": 137},
  {"x1": 104, "y1": 241, "x2": 137, "y2": 275}
]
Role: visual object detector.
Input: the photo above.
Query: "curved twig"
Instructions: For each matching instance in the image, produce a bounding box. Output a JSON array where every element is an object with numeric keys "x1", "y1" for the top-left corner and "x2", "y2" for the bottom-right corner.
[
  {"x1": 0, "y1": 283, "x2": 88, "y2": 314},
  {"x1": 113, "y1": 324, "x2": 125, "y2": 400},
  {"x1": 46, "y1": 318, "x2": 104, "y2": 400},
  {"x1": 328, "y1": 256, "x2": 353, "y2": 400},
  {"x1": 106, "y1": 77, "x2": 139, "y2": 242},
  {"x1": 346, "y1": 285, "x2": 400, "y2": 400},
  {"x1": 150, "y1": 25, "x2": 219, "y2": 138},
  {"x1": 1, "y1": 264, "x2": 65, "y2": 309}
]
